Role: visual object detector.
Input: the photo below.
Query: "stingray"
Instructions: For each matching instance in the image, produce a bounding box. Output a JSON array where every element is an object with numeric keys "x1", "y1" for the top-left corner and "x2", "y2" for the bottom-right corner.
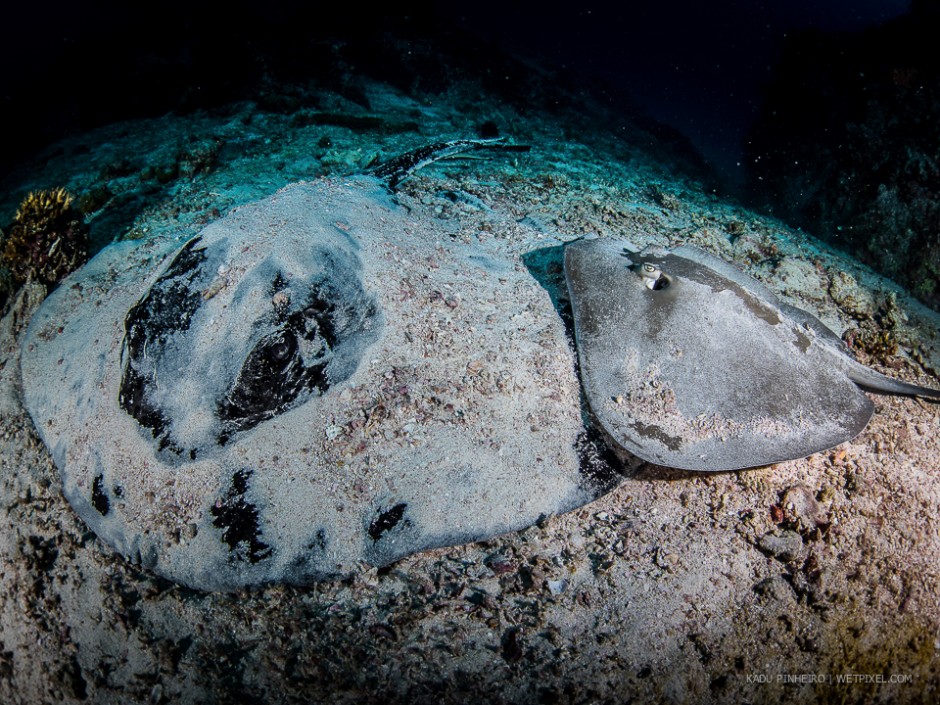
[
  {"x1": 19, "y1": 139, "x2": 603, "y2": 592},
  {"x1": 564, "y1": 238, "x2": 940, "y2": 471}
]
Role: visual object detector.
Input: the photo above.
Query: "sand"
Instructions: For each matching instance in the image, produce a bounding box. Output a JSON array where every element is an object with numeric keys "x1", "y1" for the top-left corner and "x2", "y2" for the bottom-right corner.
[{"x1": 1, "y1": 78, "x2": 939, "y2": 704}]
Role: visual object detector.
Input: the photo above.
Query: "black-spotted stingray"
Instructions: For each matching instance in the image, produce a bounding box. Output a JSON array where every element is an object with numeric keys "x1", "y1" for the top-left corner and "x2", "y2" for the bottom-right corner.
[
  {"x1": 564, "y1": 238, "x2": 940, "y2": 471},
  {"x1": 19, "y1": 140, "x2": 604, "y2": 591}
]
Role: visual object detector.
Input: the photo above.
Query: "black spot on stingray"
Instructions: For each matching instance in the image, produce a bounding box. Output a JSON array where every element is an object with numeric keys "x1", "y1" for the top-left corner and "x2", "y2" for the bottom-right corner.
[
  {"x1": 631, "y1": 420, "x2": 683, "y2": 451},
  {"x1": 216, "y1": 286, "x2": 345, "y2": 437},
  {"x1": 297, "y1": 290, "x2": 340, "y2": 348},
  {"x1": 131, "y1": 544, "x2": 160, "y2": 570},
  {"x1": 283, "y1": 529, "x2": 336, "y2": 584},
  {"x1": 92, "y1": 473, "x2": 110, "y2": 515},
  {"x1": 120, "y1": 236, "x2": 383, "y2": 460},
  {"x1": 309, "y1": 528, "x2": 327, "y2": 552},
  {"x1": 119, "y1": 236, "x2": 209, "y2": 452},
  {"x1": 268, "y1": 270, "x2": 290, "y2": 296},
  {"x1": 501, "y1": 627, "x2": 524, "y2": 664},
  {"x1": 369, "y1": 503, "x2": 408, "y2": 541},
  {"x1": 125, "y1": 237, "x2": 208, "y2": 346},
  {"x1": 118, "y1": 364, "x2": 181, "y2": 455},
  {"x1": 211, "y1": 469, "x2": 272, "y2": 564}
]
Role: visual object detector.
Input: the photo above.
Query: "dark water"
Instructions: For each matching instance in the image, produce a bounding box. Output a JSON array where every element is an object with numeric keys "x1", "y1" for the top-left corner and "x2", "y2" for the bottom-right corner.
[
  {"x1": 3, "y1": 0, "x2": 939, "y2": 308},
  {"x1": 0, "y1": 1, "x2": 908, "y2": 185}
]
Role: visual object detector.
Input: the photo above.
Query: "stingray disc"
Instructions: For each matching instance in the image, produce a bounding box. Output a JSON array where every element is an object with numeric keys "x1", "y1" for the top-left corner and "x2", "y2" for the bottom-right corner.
[
  {"x1": 564, "y1": 238, "x2": 876, "y2": 471},
  {"x1": 20, "y1": 176, "x2": 595, "y2": 591}
]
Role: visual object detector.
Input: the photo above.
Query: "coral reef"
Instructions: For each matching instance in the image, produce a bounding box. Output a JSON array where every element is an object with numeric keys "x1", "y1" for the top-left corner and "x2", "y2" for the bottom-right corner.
[{"x1": 1, "y1": 188, "x2": 89, "y2": 290}]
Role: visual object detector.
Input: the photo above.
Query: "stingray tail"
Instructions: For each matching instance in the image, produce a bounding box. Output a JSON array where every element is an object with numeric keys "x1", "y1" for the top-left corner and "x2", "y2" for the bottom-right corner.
[
  {"x1": 848, "y1": 365, "x2": 940, "y2": 400},
  {"x1": 365, "y1": 138, "x2": 530, "y2": 189}
]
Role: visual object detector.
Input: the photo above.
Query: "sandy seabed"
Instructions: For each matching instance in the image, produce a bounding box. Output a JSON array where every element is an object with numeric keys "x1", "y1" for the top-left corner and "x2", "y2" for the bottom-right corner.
[{"x1": 1, "y1": 77, "x2": 939, "y2": 704}]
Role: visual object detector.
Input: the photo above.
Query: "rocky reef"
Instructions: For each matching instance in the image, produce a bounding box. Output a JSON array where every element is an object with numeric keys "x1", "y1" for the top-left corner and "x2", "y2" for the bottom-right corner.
[{"x1": 745, "y1": 5, "x2": 940, "y2": 310}]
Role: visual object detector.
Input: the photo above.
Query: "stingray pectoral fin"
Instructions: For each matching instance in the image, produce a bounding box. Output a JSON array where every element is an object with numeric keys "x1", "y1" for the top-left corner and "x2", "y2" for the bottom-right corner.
[{"x1": 847, "y1": 365, "x2": 940, "y2": 399}]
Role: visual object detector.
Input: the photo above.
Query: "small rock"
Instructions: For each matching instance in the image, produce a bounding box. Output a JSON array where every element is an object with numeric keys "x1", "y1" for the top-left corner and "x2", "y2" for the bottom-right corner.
[
  {"x1": 654, "y1": 547, "x2": 679, "y2": 571},
  {"x1": 753, "y1": 574, "x2": 794, "y2": 602},
  {"x1": 827, "y1": 270, "x2": 875, "y2": 318},
  {"x1": 758, "y1": 529, "x2": 804, "y2": 562},
  {"x1": 782, "y1": 485, "x2": 828, "y2": 530}
]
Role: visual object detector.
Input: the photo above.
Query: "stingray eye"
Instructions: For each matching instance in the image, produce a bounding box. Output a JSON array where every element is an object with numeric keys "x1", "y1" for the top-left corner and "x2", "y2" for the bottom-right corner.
[
  {"x1": 265, "y1": 333, "x2": 296, "y2": 363},
  {"x1": 637, "y1": 262, "x2": 669, "y2": 290},
  {"x1": 639, "y1": 263, "x2": 662, "y2": 280}
]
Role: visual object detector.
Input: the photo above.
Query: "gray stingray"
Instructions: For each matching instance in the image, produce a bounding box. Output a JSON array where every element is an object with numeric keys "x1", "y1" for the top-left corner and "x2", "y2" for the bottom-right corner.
[
  {"x1": 19, "y1": 140, "x2": 603, "y2": 592},
  {"x1": 564, "y1": 238, "x2": 940, "y2": 471}
]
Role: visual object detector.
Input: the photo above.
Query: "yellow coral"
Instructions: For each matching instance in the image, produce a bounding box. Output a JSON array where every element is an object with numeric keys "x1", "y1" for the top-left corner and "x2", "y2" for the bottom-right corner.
[
  {"x1": 13, "y1": 187, "x2": 74, "y2": 224},
  {"x1": 1, "y1": 187, "x2": 88, "y2": 287}
]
